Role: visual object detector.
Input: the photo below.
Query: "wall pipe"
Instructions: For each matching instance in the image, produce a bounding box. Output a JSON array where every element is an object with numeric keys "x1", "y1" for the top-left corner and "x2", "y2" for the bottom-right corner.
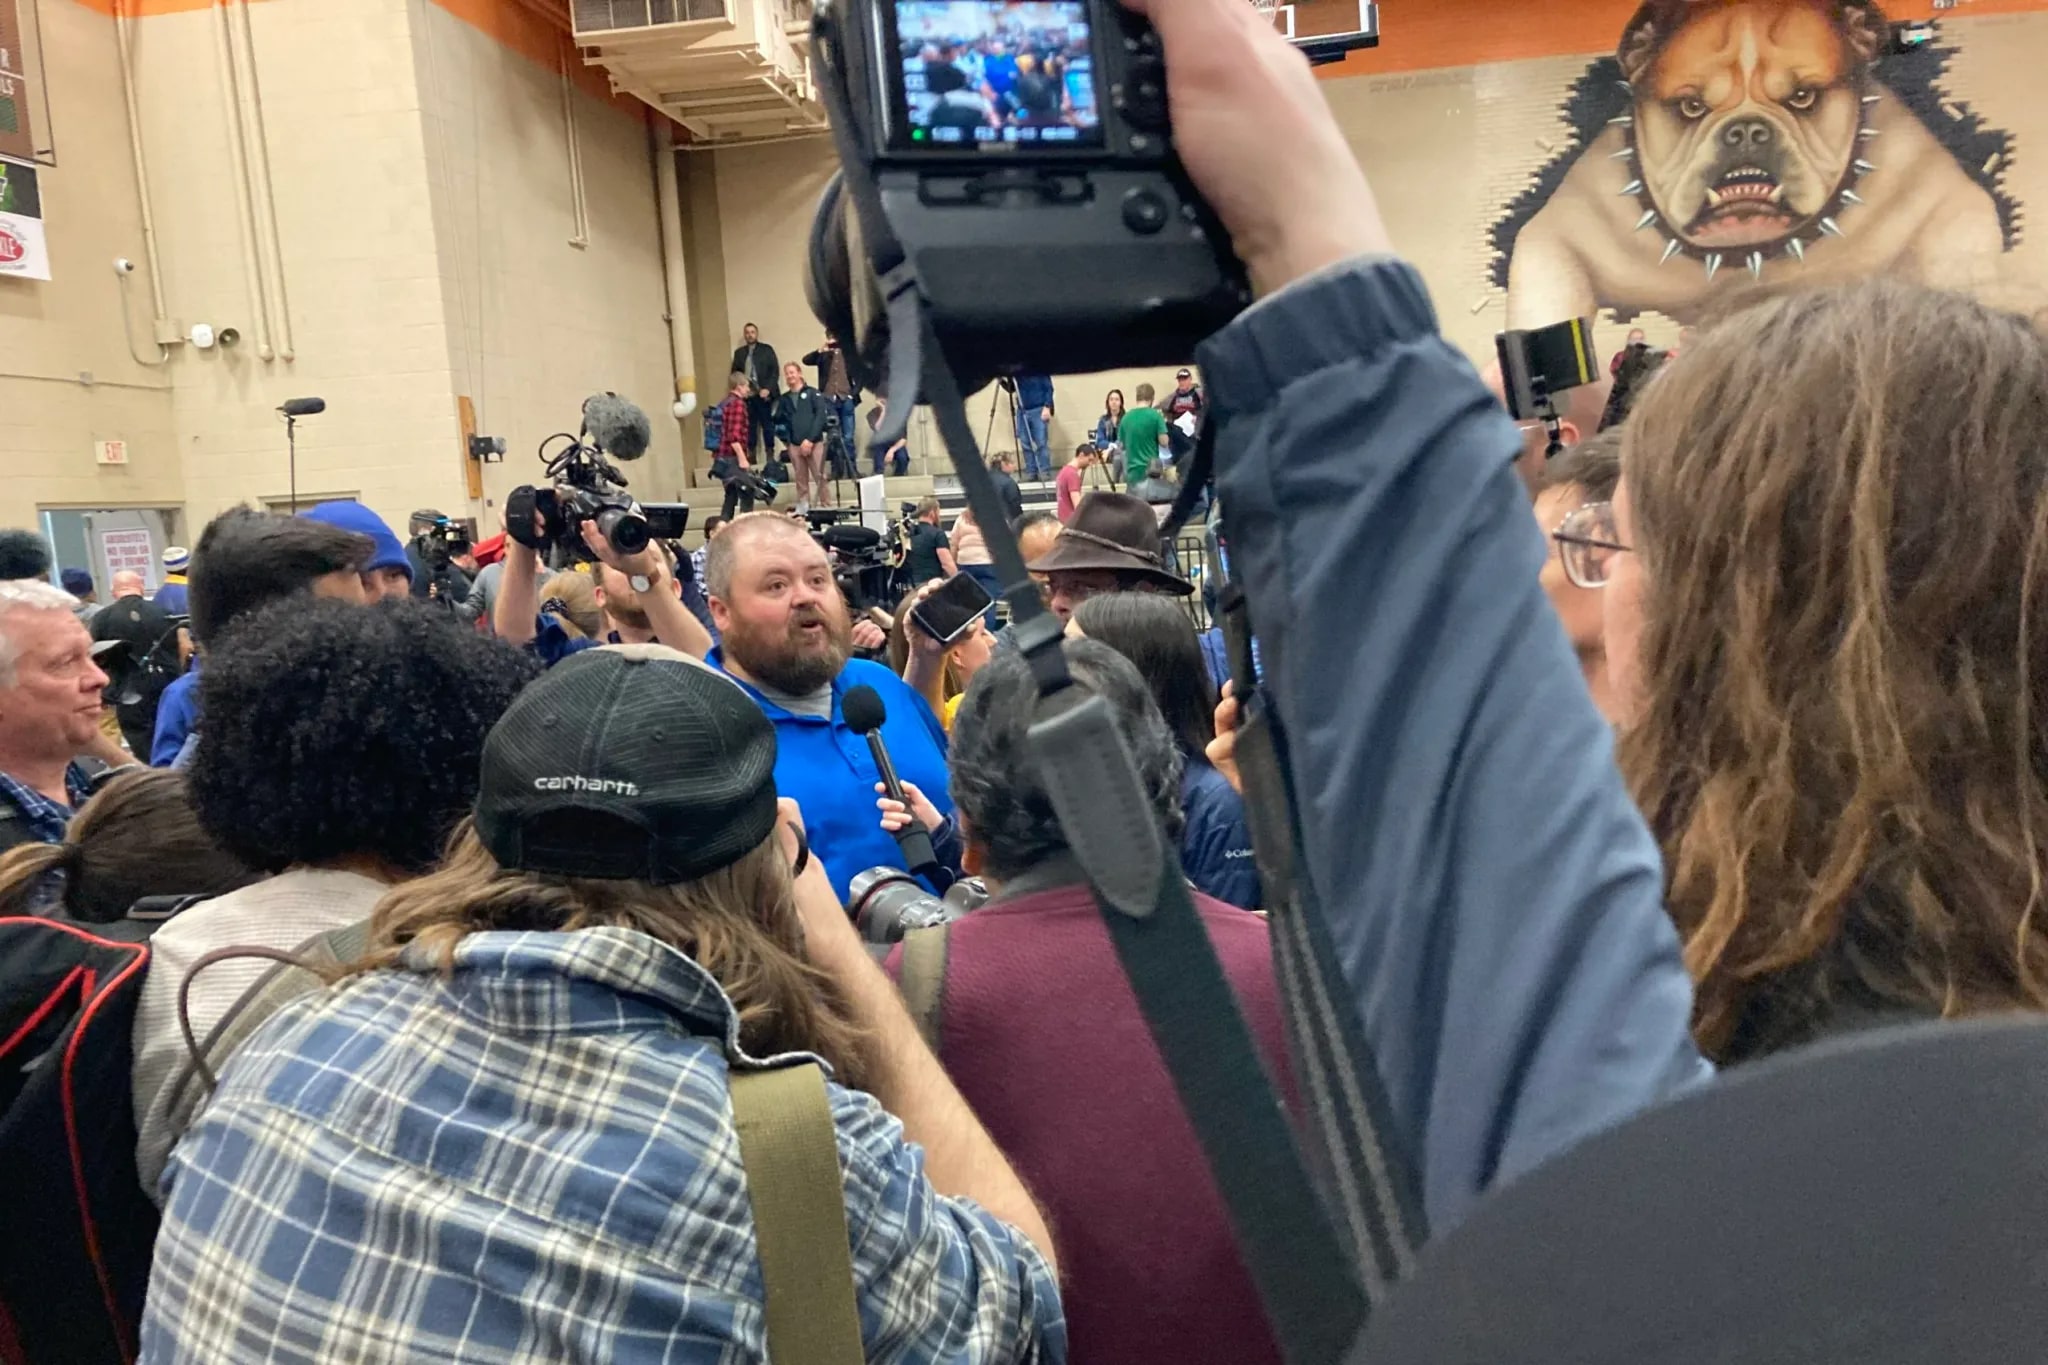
[
  {"x1": 652, "y1": 118, "x2": 698, "y2": 485},
  {"x1": 212, "y1": 0, "x2": 276, "y2": 362},
  {"x1": 111, "y1": 0, "x2": 170, "y2": 362},
  {"x1": 229, "y1": 0, "x2": 295, "y2": 361},
  {"x1": 562, "y1": 40, "x2": 591, "y2": 248}
]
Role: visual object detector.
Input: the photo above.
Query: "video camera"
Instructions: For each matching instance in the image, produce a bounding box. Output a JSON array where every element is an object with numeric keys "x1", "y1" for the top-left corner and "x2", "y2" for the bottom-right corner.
[
  {"x1": 509, "y1": 394, "x2": 690, "y2": 566},
  {"x1": 408, "y1": 510, "x2": 475, "y2": 571},
  {"x1": 807, "y1": 508, "x2": 902, "y2": 610}
]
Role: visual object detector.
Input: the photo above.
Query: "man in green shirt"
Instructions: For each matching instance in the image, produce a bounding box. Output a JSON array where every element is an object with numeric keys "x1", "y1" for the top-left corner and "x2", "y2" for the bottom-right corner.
[{"x1": 1119, "y1": 383, "x2": 1171, "y2": 487}]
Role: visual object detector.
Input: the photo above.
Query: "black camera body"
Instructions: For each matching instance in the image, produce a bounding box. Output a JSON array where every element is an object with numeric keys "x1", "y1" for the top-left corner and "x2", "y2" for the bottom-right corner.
[{"x1": 809, "y1": 0, "x2": 1250, "y2": 393}]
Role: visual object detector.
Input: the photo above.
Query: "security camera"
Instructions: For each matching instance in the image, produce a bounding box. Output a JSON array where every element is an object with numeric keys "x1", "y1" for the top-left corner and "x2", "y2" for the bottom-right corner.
[
  {"x1": 113, "y1": 258, "x2": 136, "y2": 275},
  {"x1": 217, "y1": 327, "x2": 241, "y2": 349}
]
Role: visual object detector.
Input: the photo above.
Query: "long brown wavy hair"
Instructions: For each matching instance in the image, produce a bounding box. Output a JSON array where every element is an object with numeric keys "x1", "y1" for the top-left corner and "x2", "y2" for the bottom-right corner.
[
  {"x1": 1618, "y1": 280, "x2": 2048, "y2": 1062},
  {"x1": 353, "y1": 820, "x2": 867, "y2": 1085}
]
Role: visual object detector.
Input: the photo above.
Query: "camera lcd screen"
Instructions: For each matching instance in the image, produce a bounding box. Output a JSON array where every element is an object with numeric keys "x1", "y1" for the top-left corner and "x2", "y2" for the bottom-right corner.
[{"x1": 890, "y1": 0, "x2": 1102, "y2": 151}]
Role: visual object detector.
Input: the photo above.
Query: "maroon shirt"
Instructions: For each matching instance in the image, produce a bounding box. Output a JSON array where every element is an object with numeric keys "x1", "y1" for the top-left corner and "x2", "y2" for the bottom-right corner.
[{"x1": 887, "y1": 873, "x2": 1286, "y2": 1365}]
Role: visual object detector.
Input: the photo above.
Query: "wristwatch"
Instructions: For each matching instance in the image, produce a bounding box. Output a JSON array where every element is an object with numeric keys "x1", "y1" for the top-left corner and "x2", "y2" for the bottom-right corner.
[{"x1": 629, "y1": 573, "x2": 654, "y2": 594}]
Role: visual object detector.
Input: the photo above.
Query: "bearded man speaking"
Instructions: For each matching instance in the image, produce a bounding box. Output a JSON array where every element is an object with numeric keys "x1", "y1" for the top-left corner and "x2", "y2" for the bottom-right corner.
[{"x1": 703, "y1": 512, "x2": 954, "y2": 900}]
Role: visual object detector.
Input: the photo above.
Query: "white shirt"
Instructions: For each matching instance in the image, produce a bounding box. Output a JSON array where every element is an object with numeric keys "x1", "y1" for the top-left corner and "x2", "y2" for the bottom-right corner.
[{"x1": 131, "y1": 867, "x2": 389, "y2": 1200}]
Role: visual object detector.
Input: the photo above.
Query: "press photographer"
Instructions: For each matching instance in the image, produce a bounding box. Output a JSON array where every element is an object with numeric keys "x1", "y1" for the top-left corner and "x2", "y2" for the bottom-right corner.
[
  {"x1": 495, "y1": 393, "x2": 711, "y2": 663},
  {"x1": 404, "y1": 508, "x2": 477, "y2": 607}
]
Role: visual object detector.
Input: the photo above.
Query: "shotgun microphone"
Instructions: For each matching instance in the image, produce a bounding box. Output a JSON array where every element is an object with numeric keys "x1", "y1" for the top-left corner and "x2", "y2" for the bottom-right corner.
[
  {"x1": 277, "y1": 397, "x2": 327, "y2": 416},
  {"x1": 842, "y1": 683, "x2": 940, "y2": 878}
]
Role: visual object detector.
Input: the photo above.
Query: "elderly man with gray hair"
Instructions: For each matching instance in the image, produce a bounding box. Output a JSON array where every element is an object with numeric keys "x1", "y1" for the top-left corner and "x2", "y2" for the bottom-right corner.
[{"x1": 0, "y1": 579, "x2": 118, "y2": 854}]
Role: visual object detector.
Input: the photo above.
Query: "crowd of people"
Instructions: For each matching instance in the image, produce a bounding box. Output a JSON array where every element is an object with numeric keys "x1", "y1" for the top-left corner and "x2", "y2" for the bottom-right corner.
[{"x1": 5, "y1": 0, "x2": 2048, "y2": 1358}]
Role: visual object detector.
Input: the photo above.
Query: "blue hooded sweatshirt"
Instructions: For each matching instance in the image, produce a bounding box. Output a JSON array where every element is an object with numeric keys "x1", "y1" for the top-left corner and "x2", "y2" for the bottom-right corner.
[{"x1": 298, "y1": 501, "x2": 413, "y2": 585}]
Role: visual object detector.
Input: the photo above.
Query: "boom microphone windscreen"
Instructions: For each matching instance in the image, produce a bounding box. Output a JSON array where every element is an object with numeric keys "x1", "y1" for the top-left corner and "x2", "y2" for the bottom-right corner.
[
  {"x1": 583, "y1": 393, "x2": 652, "y2": 462},
  {"x1": 278, "y1": 397, "x2": 327, "y2": 417}
]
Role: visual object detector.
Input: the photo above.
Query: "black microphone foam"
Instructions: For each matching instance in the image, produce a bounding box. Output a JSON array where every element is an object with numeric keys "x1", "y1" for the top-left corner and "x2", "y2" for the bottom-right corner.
[
  {"x1": 843, "y1": 683, "x2": 886, "y2": 736},
  {"x1": 583, "y1": 393, "x2": 651, "y2": 462},
  {"x1": 278, "y1": 397, "x2": 326, "y2": 416}
]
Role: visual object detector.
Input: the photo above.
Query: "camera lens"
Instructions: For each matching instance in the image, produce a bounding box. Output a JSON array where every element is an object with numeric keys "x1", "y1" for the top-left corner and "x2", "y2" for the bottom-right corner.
[
  {"x1": 597, "y1": 506, "x2": 650, "y2": 557},
  {"x1": 848, "y1": 866, "x2": 960, "y2": 944}
]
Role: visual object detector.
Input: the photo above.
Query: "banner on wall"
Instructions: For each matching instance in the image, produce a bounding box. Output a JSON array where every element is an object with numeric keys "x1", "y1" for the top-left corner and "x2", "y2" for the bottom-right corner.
[
  {"x1": 0, "y1": 156, "x2": 47, "y2": 280},
  {"x1": 0, "y1": 0, "x2": 35, "y2": 166}
]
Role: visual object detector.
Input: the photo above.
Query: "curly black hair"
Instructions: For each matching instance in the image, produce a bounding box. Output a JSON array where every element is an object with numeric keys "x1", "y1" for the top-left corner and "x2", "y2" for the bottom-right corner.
[{"x1": 190, "y1": 597, "x2": 542, "y2": 875}]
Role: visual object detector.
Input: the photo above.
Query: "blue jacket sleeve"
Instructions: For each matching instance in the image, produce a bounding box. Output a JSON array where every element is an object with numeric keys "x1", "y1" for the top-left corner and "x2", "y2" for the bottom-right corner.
[
  {"x1": 150, "y1": 676, "x2": 197, "y2": 768},
  {"x1": 1180, "y1": 765, "x2": 1261, "y2": 911},
  {"x1": 1197, "y1": 258, "x2": 1711, "y2": 1234}
]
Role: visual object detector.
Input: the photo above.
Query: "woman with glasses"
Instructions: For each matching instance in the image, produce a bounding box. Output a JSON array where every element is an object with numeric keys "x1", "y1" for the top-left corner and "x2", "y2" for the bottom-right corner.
[
  {"x1": 1597, "y1": 282, "x2": 2048, "y2": 1064},
  {"x1": 1535, "y1": 432, "x2": 1624, "y2": 721}
]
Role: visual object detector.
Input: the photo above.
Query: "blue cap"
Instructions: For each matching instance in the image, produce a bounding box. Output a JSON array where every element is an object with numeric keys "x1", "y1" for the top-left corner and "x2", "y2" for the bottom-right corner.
[
  {"x1": 60, "y1": 567, "x2": 93, "y2": 596},
  {"x1": 299, "y1": 501, "x2": 413, "y2": 584}
]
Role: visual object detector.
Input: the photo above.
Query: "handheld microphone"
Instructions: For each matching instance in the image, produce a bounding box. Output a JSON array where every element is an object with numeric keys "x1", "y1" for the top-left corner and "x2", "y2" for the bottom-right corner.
[
  {"x1": 842, "y1": 684, "x2": 940, "y2": 878},
  {"x1": 582, "y1": 393, "x2": 652, "y2": 462},
  {"x1": 278, "y1": 397, "x2": 326, "y2": 416}
]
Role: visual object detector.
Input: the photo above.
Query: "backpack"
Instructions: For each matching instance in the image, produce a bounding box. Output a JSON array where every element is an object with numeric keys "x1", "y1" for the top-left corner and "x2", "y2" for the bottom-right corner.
[
  {"x1": 0, "y1": 917, "x2": 160, "y2": 1365},
  {"x1": 703, "y1": 401, "x2": 726, "y2": 454}
]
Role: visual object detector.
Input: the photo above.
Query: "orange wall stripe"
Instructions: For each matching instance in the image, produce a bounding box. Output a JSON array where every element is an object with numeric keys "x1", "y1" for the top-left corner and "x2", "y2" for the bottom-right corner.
[{"x1": 1318, "y1": 0, "x2": 2048, "y2": 79}]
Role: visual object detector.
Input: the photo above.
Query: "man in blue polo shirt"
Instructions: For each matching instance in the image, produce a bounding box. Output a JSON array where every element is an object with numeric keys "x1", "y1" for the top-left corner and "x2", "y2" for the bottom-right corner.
[{"x1": 703, "y1": 512, "x2": 951, "y2": 901}]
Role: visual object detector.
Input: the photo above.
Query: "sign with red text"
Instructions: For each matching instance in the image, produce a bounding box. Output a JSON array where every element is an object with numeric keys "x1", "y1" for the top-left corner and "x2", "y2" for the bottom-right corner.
[
  {"x1": 0, "y1": 157, "x2": 47, "y2": 281},
  {"x1": 99, "y1": 528, "x2": 154, "y2": 580}
]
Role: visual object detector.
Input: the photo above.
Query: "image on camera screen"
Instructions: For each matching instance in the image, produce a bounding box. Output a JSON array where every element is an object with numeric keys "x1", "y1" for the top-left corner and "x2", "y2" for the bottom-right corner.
[{"x1": 894, "y1": 0, "x2": 1101, "y2": 149}]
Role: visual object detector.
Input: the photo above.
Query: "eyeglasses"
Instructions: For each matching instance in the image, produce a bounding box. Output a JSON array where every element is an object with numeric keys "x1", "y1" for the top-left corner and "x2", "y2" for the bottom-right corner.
[{"x1": 1551, "y1": 501, "x2": 1632, "y2": 590}]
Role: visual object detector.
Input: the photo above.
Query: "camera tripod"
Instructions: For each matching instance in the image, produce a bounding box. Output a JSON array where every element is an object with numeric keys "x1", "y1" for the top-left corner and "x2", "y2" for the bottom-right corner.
[
  {"x1": 982, "y1": 378, "x2": 1021, "y2": 473},
  {"x1": 822, "y1": 414, "x2": 860, "y2": 508}
]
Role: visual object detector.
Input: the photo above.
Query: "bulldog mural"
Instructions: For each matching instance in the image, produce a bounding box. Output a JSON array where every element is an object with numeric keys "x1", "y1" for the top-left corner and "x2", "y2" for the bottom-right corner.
[{"x1": 1495, "y1": 0, "x2": 2018, "y2": 327}]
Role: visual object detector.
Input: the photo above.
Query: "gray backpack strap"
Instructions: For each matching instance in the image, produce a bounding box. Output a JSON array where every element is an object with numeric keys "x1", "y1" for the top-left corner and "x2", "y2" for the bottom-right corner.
[
  {"x1": 162, "y1": 917, "x2": 374, "y2": 1138},
  {"x1": 896, "y1": 925, "x2": 950, "y2": 1054}
]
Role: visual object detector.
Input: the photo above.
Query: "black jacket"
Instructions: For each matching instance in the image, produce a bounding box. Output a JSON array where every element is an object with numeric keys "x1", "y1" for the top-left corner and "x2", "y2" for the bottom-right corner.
[
  {"x1": 801, "y1": 344, "x2": 862, "y2": 402},
  {"x1": 776, "y1": 386, "x2": 830, "y2": 445},
  {"x1": 991, "y1": 469, "x2": 1025, "y2": 525},
  {"x1": 729, "y1": 341, "x2": 780, "y2": 398}
]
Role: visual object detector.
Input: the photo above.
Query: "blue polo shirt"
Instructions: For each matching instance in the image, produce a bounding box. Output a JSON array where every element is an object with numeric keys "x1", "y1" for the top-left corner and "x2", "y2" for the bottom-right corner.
[{"x1": 709, "y1": 651, "x2": 953, "y2": 902}]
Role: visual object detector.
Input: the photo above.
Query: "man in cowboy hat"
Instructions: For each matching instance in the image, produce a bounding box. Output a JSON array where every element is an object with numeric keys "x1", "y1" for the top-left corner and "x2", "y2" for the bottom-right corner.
[{"x1": 1025, "y1": 492, "x2": 1192, "y2": 622}]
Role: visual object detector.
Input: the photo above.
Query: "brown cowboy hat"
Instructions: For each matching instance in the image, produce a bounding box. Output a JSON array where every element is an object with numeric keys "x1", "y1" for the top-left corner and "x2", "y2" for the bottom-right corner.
[{"x1": 1026, "y1": 493, "x2": 1193, "y2": 596}]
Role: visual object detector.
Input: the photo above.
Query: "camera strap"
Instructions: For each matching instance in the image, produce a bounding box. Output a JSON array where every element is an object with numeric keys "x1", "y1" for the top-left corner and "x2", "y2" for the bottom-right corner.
[{"x1": 917, "y1": 311, "x2": 1374, "y2": 1364}]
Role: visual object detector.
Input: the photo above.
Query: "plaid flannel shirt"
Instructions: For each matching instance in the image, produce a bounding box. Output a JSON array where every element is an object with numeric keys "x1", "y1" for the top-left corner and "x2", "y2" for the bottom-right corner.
[
  {"x1": 0, "y1": 763, "x2": 92, "y2": 848},
  {"x1": 719, "y1": 394, "x2": 751, "y2": 457},
  {"x1": 143, "y1": 927, "x2": 1065, "y2": 1365}
]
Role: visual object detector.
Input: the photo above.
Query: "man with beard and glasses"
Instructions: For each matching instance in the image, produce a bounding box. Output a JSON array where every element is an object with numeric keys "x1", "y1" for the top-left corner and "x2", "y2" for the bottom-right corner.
[{"x1": 703, "y1": 512, "x2": 953, "y2": 900}]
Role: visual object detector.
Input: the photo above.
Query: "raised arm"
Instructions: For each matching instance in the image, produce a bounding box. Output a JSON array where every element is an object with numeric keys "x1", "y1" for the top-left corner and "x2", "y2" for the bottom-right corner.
[{"x1": 1140, "y1": 0, "x2": 1709, "y2": 1236}]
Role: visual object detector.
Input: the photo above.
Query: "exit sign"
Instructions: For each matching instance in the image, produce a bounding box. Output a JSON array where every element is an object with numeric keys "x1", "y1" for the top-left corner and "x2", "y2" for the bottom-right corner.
[{"x1": 95, "y1": 439, "x2": 128, "y2": 466}]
